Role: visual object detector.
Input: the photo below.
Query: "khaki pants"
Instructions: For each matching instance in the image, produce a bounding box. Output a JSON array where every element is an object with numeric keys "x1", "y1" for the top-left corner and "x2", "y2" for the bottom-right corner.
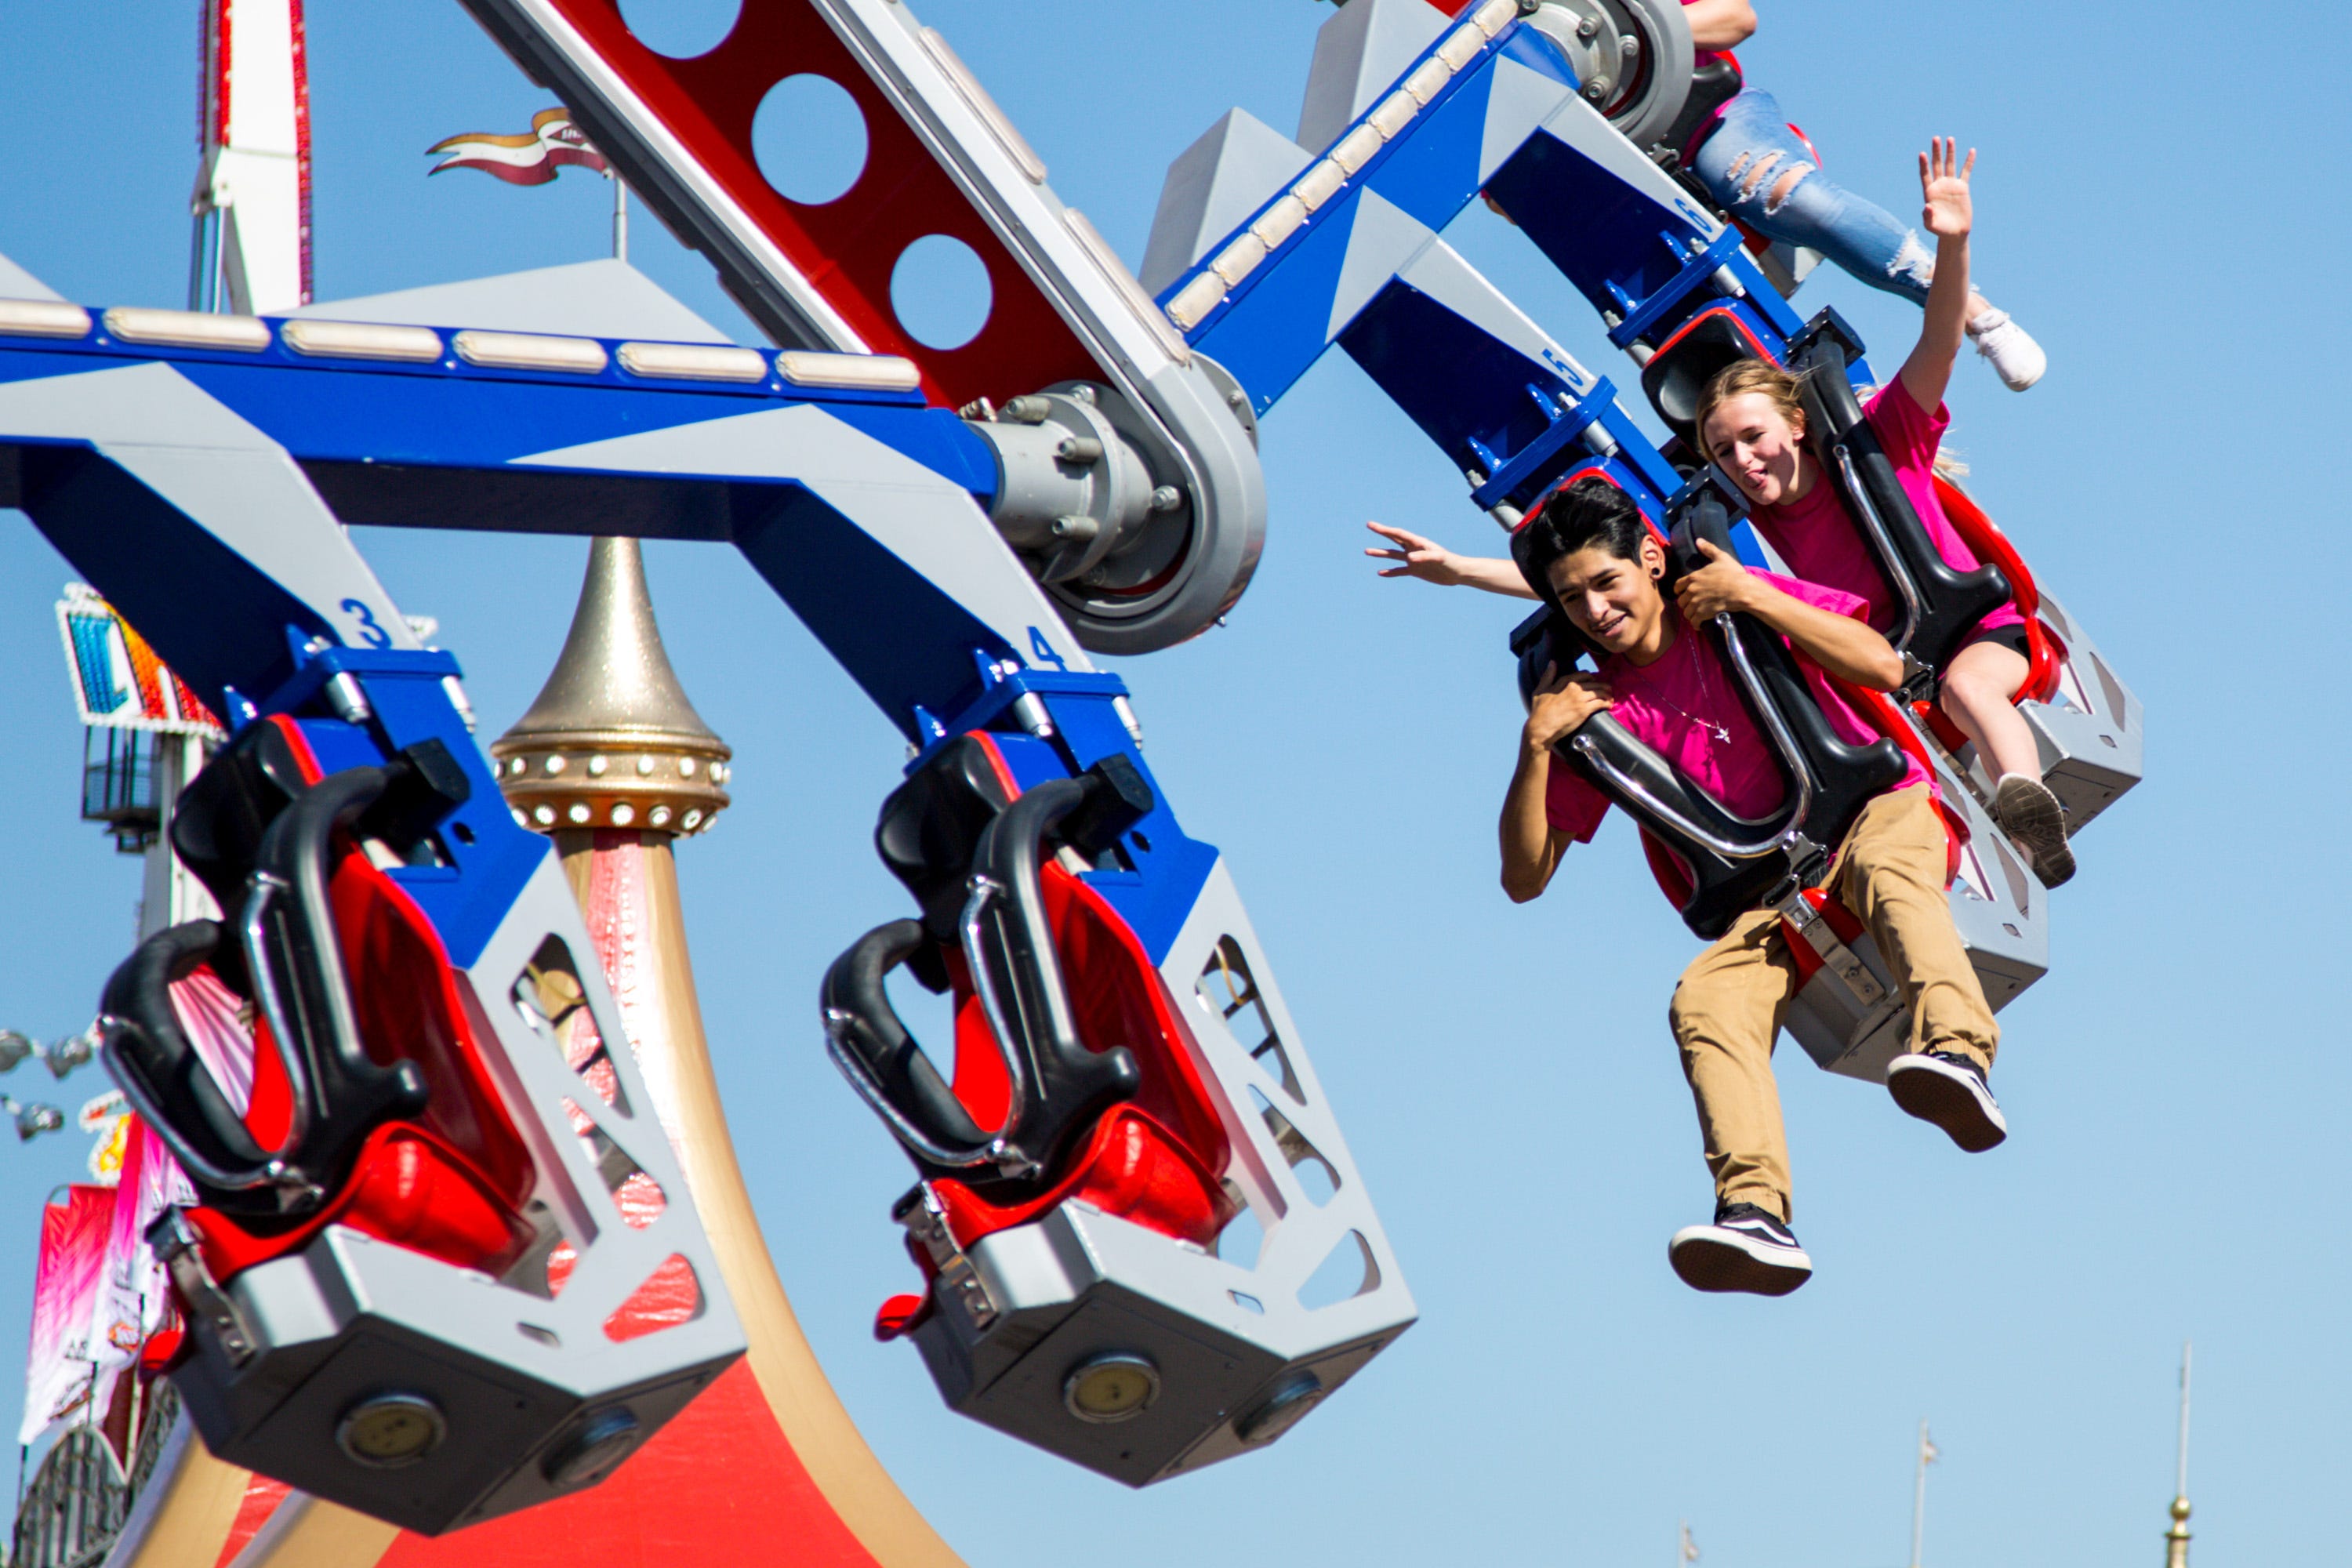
[{"x1": 1666, "y1": 785, "x2": 1998, "y2": 1222}]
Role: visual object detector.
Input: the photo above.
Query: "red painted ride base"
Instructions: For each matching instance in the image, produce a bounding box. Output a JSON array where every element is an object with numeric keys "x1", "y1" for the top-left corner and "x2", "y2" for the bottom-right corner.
[{"x1": 378, "y1": 1363, "x2": 881, "y2": 1568}]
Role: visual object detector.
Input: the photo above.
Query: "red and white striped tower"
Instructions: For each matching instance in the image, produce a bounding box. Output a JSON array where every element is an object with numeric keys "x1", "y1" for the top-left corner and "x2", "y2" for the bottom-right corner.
[{"x1": 191, "y1": 0, "x2": 311, "y2": 314}]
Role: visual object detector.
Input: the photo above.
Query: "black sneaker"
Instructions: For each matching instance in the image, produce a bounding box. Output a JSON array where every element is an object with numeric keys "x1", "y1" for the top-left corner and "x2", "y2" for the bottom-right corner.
[
  {"x1": 1668, "y1": 1202, "x2": 1813, "y2": 1296},
  {"x1": 1886, "y1": 1049, "x2": 2009, "y2": 1152},
  {"x1": 1994, "y1": 774, "x2": 2075, "y2": 888}
]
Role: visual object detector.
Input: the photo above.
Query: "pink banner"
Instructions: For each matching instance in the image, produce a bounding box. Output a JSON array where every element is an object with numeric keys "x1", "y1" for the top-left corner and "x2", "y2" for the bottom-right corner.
[
  {"x1": 73, "y1": 968, "x2": 242, "y2": 1392},
  {"x1": 20, "y1": 1186, "x2": 114, "y2": 1444},
  {"x1": 61, "y1": 967, "x2": 237, "y2": 1413},
  {"x1": 86, "y1": 1117, "x2": 191, "y2": 1381}
]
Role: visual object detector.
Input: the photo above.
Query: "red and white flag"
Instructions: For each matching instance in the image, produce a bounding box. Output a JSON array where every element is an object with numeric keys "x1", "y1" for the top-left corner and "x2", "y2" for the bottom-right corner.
[{"x1": 427, "y1": 107, "x2": 609, "y2": 186}]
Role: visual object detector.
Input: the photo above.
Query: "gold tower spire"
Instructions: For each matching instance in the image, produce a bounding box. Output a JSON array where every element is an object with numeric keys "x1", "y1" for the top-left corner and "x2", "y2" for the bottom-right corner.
[
  {"x1": 490, "y1": 536, "x2": 731, "y2": 837},
  {"x1": 486, "y1": 536, "x2": 970, "y2": 1568}
]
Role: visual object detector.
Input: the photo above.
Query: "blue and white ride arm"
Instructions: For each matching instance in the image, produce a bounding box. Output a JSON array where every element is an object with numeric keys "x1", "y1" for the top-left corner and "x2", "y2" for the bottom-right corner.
[{"x1": 0, "y1": 285, "x2": 1412, "y2": 1485}]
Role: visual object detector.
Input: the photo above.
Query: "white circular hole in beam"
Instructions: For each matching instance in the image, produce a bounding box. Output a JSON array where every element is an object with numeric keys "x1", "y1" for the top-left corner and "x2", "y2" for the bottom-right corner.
[
  {"x1": 750, "y1": 74, "x2": 869, "y2": 206},
  {"x1": 890, "y1": 234, "x2": 992, "y2": 350},
  {"x1": 615, "y1": 0, "x2": 742, "y2": 60}
]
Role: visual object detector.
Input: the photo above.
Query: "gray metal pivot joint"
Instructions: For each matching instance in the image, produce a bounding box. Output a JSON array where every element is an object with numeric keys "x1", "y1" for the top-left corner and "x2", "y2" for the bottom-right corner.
[
  {"x1": 968, "y1": 383, "x2": 1191, "y2": 596},
  {"x1": 1519, "y1": 0, "x2": 1693, "y2": 151}
]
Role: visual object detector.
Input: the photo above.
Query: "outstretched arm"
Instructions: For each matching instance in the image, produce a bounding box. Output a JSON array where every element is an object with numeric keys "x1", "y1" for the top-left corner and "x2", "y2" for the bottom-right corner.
[
  {"x1": 1675, "y1": 541, "x2": 1905, "y2": 690},
  {"x1": 1899, "y1": 137, "x2": 1975, "y2": 414},
  {"x1": 1365, "y1": 521, "x2": 1537, "y2": 599}
]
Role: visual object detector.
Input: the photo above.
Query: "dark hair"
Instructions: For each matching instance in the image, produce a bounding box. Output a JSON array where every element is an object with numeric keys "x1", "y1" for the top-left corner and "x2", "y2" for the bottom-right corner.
[{"x1": 1509, "y1": 477, "x2": 1653, "y2": 603}]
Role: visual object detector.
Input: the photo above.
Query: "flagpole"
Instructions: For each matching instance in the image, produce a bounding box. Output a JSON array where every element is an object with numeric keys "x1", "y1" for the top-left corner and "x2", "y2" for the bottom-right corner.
[
  {"x1": 1909, "y1": 1420, "x2": 1929, "y2": 1568},
  {"x1": 2165, "y1": 1341, "x2": 2192, "y2": 1567},
  {"x1": 2175, "y1": 1341, "x2": 2191, "y2": 1499},
  {"x1": 613, "y1": 175, "x2": 629, "y2": 264},
  {"x1": 122, "y1": 1285, "x2": 145, "y2": 1463}
]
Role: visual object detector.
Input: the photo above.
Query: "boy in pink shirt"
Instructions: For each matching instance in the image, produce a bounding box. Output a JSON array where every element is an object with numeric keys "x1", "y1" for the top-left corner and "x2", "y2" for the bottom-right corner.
[
  {"x1": 1498, "y1": 479, "x2": 2005, "y2": 1297},
  {"x1": 1537, "y1": 568, "x2": 1933, "y2": 841}
]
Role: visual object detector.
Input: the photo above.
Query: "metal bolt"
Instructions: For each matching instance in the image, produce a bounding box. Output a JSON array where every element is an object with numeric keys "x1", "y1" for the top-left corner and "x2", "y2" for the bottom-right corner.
[
  {"x1": 1050, "y1": 514, "x2": 1099, "y2": 541},
  {"x1": 324, "y1": 672, "x2": 373, "y2": 725},
  {"x1": 1149, "y1": 485, "x2": 1182, "y2": 513},
  {"x1": 1619, "y1": 34, "x2": 1639, "y2": 53},
  {"x1": 1055, "y1": 435, "x2": 1104, "y2": 464},
  {"x1": 1576, "y1": 15, "x2": 1597, "y2": 38},
  {"x1": 1585, "y1": 81, "x2": 1607, "y2": 100},
  {"x1": 1011, "y1": 692, "x2": 1055, "y2": 739}
]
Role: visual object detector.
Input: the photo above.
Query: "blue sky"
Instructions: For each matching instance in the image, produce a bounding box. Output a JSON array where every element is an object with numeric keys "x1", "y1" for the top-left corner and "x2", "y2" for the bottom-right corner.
[{"x1": 0, "y1": 1, "x2": 2342, "y2": 1563}]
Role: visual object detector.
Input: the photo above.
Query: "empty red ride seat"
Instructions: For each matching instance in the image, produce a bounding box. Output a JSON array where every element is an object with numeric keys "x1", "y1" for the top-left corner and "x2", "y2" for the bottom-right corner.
[
  {"x1": 183, "y1": 721, "x2": 536, "y2": 1287},
  {"x1": 928, "y1": 862, "x2": 1236, "y2": 1254}
]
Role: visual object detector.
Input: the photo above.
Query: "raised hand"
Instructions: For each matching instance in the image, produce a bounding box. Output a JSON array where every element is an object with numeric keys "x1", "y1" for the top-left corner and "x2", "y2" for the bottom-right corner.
[
  {"x1": 1364, "y1": 521, "x2": 1468, "y2": 584},
  {"x1": 1918, "y1": 136, "x2": 1976, "y2": 241}
]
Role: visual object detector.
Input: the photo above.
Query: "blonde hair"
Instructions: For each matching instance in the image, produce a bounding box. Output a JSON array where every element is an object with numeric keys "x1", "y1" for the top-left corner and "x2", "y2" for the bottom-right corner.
[
  {"x1": 1692, "y1": 358, "x2": 1808, "y2": 464},
  {"x1": 1693, "y1": 358, "x2": 1968, "y2": 483}
]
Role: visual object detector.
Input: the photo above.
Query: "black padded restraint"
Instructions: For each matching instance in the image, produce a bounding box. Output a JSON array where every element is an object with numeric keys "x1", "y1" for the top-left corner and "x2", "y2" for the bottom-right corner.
[
  {"x1": 99, "y1": 918, "x2": 279, "y2": 1202},
  {"x1": 820, "y1": 918, "x2": 992, "y2": 1159},
  {"x1": 1790, "y1": 310, "x2": 2009, "y2": 685},
  {"x1": 1640, "y1": 307, "x2": 1766, "y2": 448},
  {"x1": 100, "y1": 746, "x2": 448, "y2": 1219},
  {"x1": 1654, "y1": 51, "x2": 1744, "y2": 167},
  {"x1": 824, "y1": 744, "x2": 1153, "y2": 1191},
  {"x1": 236, "y1": 766, "x2": 434, "y2": 1207}
]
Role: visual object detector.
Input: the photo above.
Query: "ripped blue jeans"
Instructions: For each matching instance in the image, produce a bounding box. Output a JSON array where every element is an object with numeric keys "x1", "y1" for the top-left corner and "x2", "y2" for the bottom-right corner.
[{"x1": 1690, "y1": 89, "x2": 1935, "y2": 305}]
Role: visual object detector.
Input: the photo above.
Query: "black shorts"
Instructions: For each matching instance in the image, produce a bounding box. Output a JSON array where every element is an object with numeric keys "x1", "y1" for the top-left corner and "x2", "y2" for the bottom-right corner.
[{"x1": 1962, "y1": 622, "x2": 2031, "y2": 660}]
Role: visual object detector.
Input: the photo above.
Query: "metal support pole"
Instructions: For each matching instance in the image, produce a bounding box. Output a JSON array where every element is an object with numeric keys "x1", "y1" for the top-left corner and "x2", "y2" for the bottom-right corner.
[
  {"x1": 1909, "y1": 1418, "x2": 1930, "y2": 1568},
  {"x1": 186, "y1": 208, "x2": 220, "y2": 313}
]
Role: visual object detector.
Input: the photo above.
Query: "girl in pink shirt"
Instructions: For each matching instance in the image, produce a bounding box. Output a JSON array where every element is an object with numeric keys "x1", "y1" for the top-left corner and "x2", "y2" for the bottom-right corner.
[{"x1": 1693, "y1": 140, "x2": 2071, "y2": 886}]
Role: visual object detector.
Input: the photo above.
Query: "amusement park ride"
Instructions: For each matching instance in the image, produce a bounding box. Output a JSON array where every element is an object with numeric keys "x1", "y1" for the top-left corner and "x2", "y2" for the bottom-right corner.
[{"x1": 0, "y1": 0, "x2": 2140, "y2": 1560}]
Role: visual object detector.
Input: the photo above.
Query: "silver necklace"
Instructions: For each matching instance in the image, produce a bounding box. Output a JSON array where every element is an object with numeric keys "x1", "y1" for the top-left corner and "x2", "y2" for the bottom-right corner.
[{"x1": 1647, "y1": 624, "x2": 1733, "y2": 745}]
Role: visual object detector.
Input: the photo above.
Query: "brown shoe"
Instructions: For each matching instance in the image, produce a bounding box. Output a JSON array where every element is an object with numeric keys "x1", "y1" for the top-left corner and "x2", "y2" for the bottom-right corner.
[{"x1": 1994, "y1": 774, "x2": 2074, "y2": 888}]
